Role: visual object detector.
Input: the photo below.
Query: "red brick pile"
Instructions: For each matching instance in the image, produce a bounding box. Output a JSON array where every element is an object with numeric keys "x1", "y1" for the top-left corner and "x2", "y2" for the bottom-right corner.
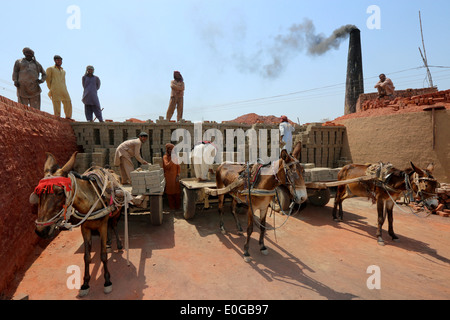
[
  {"x1": 360, "y1": 89, "x2": 450, "y2": 112},
  {"x1": 435, "y1": 183, "x2": 450, "y2": 217},
  {"x1": 229, "y1": 113, "x2": 297, "y2": 125}
]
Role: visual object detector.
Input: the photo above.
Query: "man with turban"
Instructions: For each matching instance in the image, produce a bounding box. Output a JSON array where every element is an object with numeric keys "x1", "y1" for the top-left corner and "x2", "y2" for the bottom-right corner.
[
  {"x1": 12, "y1": 47, "x2": 47, "y2": 110},
  {"x1": 162, "y1": 143, "x2": 181, "y2": 210},
  {"x1": 114, "y1": 132, "x2": 149, "y2": 185},
  {"x1": 46, "y1": 55, "x2": 73, "y2": 119},
  {"x1": 166, "y1": 71, "x2": 185, "y2": 122}
]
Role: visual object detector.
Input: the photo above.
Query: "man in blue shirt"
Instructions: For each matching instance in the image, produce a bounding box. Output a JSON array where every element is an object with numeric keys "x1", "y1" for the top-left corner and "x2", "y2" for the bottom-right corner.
[{"x1": 82, "y1": 65, "x2": 103, "y2": 122}]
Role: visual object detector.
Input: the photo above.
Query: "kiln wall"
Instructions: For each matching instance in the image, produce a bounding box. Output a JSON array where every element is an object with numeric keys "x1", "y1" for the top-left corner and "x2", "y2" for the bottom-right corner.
[
  {"x1": 336, "y1": 110, "x2": 450, "y2": 182},
  {"x1": 0, "y1": 96, "x2": 78, "y2": 295}
]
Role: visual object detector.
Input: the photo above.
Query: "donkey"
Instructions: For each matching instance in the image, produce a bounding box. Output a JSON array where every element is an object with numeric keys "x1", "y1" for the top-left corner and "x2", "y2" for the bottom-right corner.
[
  {"x1": 332, "y1": 162, "x2": 439, "y2": 245},
  {"x1": 216, "y1": 149, "x2": 308, "y2": 262},
  {"x1": 32, "y1": 152, "x2": 126, "y2": 297}
]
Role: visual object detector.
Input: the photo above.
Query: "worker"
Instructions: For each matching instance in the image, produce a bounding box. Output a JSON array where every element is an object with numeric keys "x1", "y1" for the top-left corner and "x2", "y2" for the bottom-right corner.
[
  {"x1": 279, "y1": 115, "x2": 295, "y2": 154},
  {"x1": 82, "y1": 65, "x2": 103, "y2": 122},
  {"x1": 46, "y1": 55, "x2": 73, "y2": 119},
  {"x1": 12, "y1": 47, "x2": 47, "y2": 110},
  {"x1": 374, "y1": 74, "x2": 395, "y2": 99},
  {"x1": 162, "y1": 143, "x2": 181, "y2": 210},
  {"x1": 166, "y1": 70, "x2": 185, "y2": 122},
  {"x1": 114, "y1": 132, "x2": 149, "y2": 185},
  {"x1": 191, "y1": 141, "x2": 218, "y2": 181}
]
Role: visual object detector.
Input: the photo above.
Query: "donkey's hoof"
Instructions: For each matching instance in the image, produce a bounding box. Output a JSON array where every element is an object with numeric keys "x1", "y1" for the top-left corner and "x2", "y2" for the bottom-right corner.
[
  {"x1": 106, "y1": 245, "x2": 112, "y2": 254},
  {"x1": 377, "y1": 239, "x2": 385, "y2": 246},
  {"x1": 392, "y1": 238, "x2": 400, "y2": 243},
  {"x1": 78, "y1": 287, "x2": 90, "y2": 297},
  {"x1": 243, "y1": 255, "x2": 251, "y2": 263},
  {"x1": 104, "y1": 284, "x2": 113, "y2": 294},
  {"x1": 221, "y1": 229, "x2": 226, "y2": 235},
  {"x1": 261, "y1": 248, "x2": 269, "y2": 256}
]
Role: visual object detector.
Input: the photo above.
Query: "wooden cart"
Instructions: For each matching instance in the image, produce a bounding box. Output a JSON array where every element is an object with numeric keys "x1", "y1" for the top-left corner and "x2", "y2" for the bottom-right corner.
[
  {"x1": 122, "y1": 186, "x2": 164, "y2": 226},
  {"x1": 180, "y1": 174, "x2": 375, "y2": 219}
]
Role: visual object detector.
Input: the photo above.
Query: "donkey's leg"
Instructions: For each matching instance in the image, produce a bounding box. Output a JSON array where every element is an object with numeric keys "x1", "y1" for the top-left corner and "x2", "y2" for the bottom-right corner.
[
  {"x1": 386, "y1": 200, "x2": 399, "y2": 242},
  {"x1": 243, "y1": 207, "x2": 254, "y2": 262},
  {"x1": 218, "y1": 194, "x2": 226, "y2": 234},
  {"x1": 79, "y1": 226, "x2": 92, "y2": 297},
  {"x1": 108, "y1": 210, "x2": 123, "y2": 250},
  {"x1": 259, "y1": 207, "x2": 269, "y2": 256},
  {"x1": 100, "y1": 220, "x2": 113, "y2": 294},
  {"x1": 332, "y1": 187, "x2": 342, "y2": 221},
  {"x1": 376, "y1": 199, "x2": 386, "y2": 245},
  {"x1": 231, "y1": 199, "x2": 243, "y2": 234}
]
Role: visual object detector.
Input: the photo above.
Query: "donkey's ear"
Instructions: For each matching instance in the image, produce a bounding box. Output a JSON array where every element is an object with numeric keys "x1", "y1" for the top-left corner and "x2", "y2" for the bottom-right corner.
[
  {"x1": 61, "y1": 152, "x2": 78, "y2": 175},
  {"x1": 426, "y1": 163, "x2": 435, "y2": 173},
  {"x1": 44, "y1": 152, "x2": 58, "y2": 174},
  {"x1": 280, "y1": 149, "x2": 289, "y2": 161},
  {"x1": 410, "y1": 161, "x2": 423, "y2": 175}
]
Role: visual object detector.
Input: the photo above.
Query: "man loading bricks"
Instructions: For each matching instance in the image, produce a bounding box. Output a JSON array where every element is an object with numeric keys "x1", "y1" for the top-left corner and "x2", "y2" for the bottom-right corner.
[
  {"x1": 166, "y1": 70, "x2": 185, "y2": 122},
  {"x1": 12, "y1": 47, "x2": 47, "y2": 110},
  {"x1": 114, "y1": 132, "x2": 149, "y2": 185},
  {"x1": 46, "y1": 55, "x2": 73, "y2": 119},
  {"x1": 374, "y1": 73, "x2": 395, "y2": 99},
  {"x1": 279, "y1": 115, "x2": 295, "y2": 154}
]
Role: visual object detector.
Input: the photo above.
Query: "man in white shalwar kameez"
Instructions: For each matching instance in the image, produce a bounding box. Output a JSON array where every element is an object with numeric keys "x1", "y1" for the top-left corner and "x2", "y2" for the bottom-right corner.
[{"x1": 191, "y1": 141, "x2": 218, "y2": 181}]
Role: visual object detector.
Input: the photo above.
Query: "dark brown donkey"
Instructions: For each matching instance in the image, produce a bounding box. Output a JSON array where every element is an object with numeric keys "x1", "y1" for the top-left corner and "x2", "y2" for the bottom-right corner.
[
  {"x1": 31, "y1": 152, "x2": 127, "y2": 297},
  {"x1": 216, "y1": 149, "x2": 308, "y2": 262},
  {"x1": 332, "y1": 162, "x2": 439, "y2": 245}
]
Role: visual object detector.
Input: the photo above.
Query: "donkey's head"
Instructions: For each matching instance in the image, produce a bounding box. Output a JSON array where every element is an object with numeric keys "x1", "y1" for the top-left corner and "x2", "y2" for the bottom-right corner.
[
  {"x1": 31, "y1": 152, "x2": 77, "y2": 238},
  {"x1": 280, "y1": 149, "x2": 308, "y2": 204},
  {"x1": 409, "y1": 162, "x2": 440, "y2": 210}
]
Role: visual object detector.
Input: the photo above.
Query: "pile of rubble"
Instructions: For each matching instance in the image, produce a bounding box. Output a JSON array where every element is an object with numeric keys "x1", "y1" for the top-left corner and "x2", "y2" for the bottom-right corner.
[
  {"x1": 360, "y1": 89, "x2": 450, "y2": 112},
  {"x1": 435, "y1": 183, "x2": 450, "y2": 217}
]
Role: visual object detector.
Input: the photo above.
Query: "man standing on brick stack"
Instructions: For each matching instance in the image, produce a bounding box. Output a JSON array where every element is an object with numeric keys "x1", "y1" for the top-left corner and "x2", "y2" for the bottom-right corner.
[
  {"x1": 114, "y1": 132, "x2": 149, "y2": 185},
  {"x1": 279, "y1": 115, "x2": 295, "y2": 154},
  {"x1": 12, "y1": 47, "x2": 47, "y2": 110},
  {"x1": 166, "y1": 70, "x2": 185, "y2": 122},
  {"x1": 46, "y1": 55, "x2": 73, "y2": 119},
  {"x1": 375, "y1": 73, "x2": 395, "y2": 99},
  {"x1": 162, "y1": 143, "x2": 181, "y2": 210},
  {"x1": 82, "y1": 65, "x2": 103, "y2": 122}
]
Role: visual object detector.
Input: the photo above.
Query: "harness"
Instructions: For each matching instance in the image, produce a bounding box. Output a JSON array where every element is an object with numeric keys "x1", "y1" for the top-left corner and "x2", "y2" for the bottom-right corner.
[
  {"x1": 240, "y1": 158, "x2": 303, "y2": 232},
  {"x1": 34, "y1": 168, "x2": 131, "y2": 230}
]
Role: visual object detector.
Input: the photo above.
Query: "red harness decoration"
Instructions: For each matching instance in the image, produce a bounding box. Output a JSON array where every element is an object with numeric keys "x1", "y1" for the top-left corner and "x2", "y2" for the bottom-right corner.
[{"x1": 34, "y1": 177, "x2": 72, "y2": 195}]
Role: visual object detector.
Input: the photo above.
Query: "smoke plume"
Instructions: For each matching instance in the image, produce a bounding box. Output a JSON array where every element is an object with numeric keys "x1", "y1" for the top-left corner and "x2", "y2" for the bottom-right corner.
[{"x1": 238, "y1": 19, "x2": 357, "y2": 79}]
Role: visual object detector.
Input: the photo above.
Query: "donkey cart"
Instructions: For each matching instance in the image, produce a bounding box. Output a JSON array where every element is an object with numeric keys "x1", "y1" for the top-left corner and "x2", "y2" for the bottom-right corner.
[{"x1": 180, "y1": 170, "x2": 376, "y2": 219}]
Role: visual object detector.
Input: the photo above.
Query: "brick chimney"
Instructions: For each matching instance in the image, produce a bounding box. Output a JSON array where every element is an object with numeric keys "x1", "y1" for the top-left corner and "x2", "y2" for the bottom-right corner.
[{"x1": 344, "y1": 28, "x2": 364, "y2": 115}]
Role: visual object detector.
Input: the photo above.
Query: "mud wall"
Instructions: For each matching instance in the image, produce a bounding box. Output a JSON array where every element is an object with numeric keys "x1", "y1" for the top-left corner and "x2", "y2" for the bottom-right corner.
[
  {"x1": 0, "y1": 96, "x2": 78, "y2": 295},
  {"x1": 336, "y1": 109, "x2": 450, "y2": 183}
]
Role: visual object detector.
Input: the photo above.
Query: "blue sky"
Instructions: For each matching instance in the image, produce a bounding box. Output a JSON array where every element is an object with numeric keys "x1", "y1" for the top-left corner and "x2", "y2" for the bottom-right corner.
[{"x1": 1, "y1": 0, "x2": 449, "y2": 124}]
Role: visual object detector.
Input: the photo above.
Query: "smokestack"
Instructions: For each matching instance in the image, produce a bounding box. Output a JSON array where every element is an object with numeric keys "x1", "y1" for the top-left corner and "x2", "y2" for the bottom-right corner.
[{"x1": 344, "y1": 28, "x2": 364, "y2": 115}]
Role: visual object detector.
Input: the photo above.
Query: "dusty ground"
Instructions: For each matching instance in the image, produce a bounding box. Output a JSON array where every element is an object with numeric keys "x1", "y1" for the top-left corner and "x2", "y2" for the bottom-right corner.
[{"x1": 7, "y1": 197, "x2": 450, "y2": 301}]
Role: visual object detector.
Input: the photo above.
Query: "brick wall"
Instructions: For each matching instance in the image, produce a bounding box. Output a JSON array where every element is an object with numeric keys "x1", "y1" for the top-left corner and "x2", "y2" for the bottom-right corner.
[
  {"x1": 70, "y1": 120, "x2": 348, "y2": 176},
  {"x1": 0, "y1": 96, "x2": 78, "y2": 295}
]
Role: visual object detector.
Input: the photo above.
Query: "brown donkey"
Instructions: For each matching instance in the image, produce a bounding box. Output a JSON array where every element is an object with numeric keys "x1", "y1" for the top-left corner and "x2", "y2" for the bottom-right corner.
[
  {"x1": 332, "y1": 162, "x2": 439, "y2": 245},
  {"x1": 216, "y1": 149, "x2": 308, "y2": 262},
  {"x1": 32, "y1": 152, "x2": 127, "y2": 297}
]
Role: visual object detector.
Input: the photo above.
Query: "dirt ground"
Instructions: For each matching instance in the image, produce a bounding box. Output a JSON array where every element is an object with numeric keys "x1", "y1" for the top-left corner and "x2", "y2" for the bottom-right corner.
[{"x1": 7, "y1": 197, "x2": 450, "y2": 301}]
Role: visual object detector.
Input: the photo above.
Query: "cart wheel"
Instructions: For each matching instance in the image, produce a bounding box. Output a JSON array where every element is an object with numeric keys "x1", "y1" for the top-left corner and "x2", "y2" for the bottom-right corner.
[
  {"x1": 183, "y1": 188, "x2": 197, "y2": 220},
  {"x1": 149, "y1": 195, "x2": 163, "y2": 225},
  {"x1": 308, "y1": 188, "x2": 331, "y2": 207}
]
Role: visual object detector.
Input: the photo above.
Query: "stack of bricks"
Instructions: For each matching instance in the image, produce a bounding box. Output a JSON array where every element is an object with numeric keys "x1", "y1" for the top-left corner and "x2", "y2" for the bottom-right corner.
[
  {"x1": 130, "y1": 165, "x2": 165, "y2": 195},
  {"x1": 74, "y1": 153, "x2": 92, "y2": 174},
  {"x1": 435, "y1": 183, "x2": 450, "y2": 217},
  {"x1": 303, "y1": 167, "x2": 341, "y2": 183}
]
